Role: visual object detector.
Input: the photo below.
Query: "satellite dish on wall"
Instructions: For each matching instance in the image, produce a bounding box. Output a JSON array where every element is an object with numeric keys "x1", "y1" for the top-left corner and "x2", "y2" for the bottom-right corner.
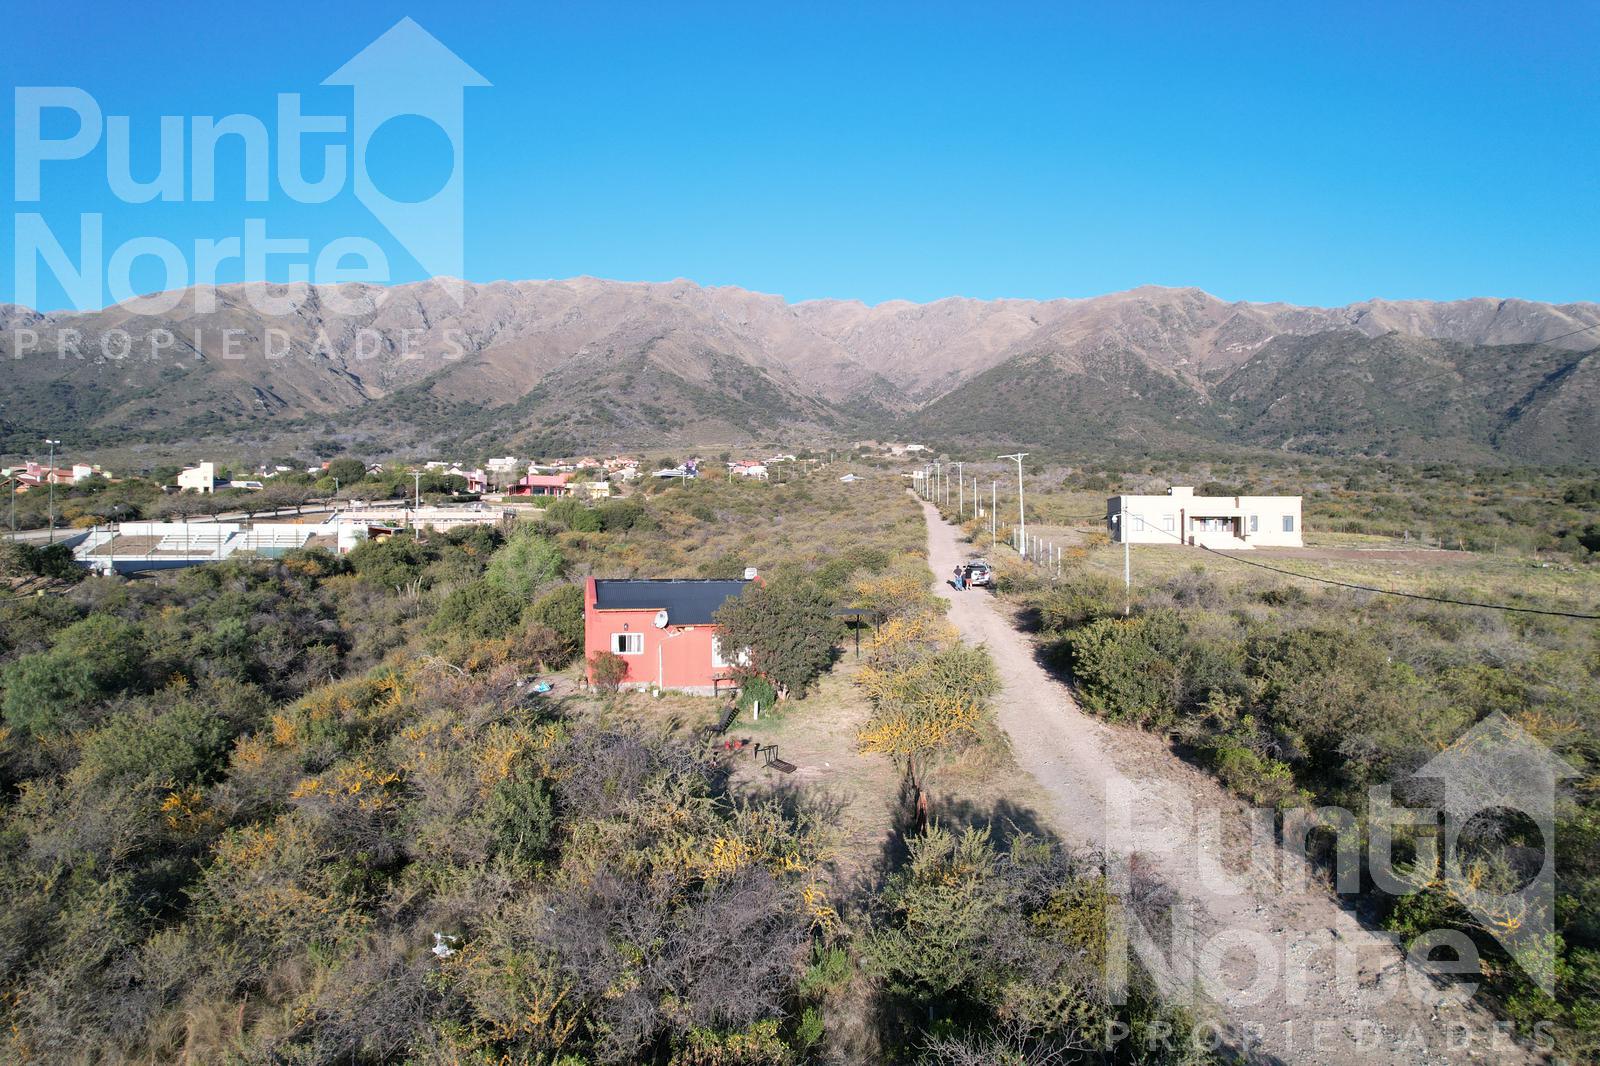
[{"x1": 652, "y1": 609, "x2": 670, "y2": 629}]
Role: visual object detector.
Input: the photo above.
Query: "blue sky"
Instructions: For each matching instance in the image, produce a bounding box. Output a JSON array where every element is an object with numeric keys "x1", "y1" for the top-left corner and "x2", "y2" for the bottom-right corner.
[{"x1": 5, "y1": 0, "x2": 1597, "y2": 310}]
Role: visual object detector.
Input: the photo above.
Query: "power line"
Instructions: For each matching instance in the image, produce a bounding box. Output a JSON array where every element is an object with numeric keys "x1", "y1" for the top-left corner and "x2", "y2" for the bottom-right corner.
[{"x1": 1191, "y1": 544, "x2": 1600, "y2": 620}]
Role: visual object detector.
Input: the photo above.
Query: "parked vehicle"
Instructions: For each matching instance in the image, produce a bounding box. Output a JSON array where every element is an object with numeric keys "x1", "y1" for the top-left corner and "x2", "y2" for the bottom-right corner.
[{"x1": 963, "y1": 558, "x2": 993, "y2": 587}]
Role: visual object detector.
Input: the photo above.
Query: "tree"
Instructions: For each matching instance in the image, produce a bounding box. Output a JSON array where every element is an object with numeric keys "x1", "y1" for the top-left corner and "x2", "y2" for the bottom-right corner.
[
  {"x1": 484, "y1": 526, "x2": 564, "y2": 600},
  {"x1": 712, "y1": 580, "x2": 841, "y2": 698},
  {"x1": 326, "y1": 457, "x2": 368, "y2": 485},
  {"x1": 260, "y1": 483, "x2": 314, "y2": 515},
  {"x1": 1, "y1": 653, "x2": 100, "y2": 733},
  {"x1": 526, "y1": 584, "x2": 584, "y2": 665}
]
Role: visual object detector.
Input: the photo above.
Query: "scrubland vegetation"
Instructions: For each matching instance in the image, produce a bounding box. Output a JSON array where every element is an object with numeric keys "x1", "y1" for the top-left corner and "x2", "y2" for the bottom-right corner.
[
  {"x1": 958, "y1": 455, "x2": 1600, "y2": 1059},
  {"x1": 0, "y1": 472, "x2": 1203, "y2": 1064}
]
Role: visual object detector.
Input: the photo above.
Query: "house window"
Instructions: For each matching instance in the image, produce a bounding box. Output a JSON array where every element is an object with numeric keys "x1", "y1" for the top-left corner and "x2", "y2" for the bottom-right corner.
[
  {"x1": 1162, "y1": 514, "x2": 1175, "y2": 533},
  {"x1": 711, "y1": 637, "x2": 748, "y2": 670},
  {"x1": 1282, "y1": 515, "x2": 1295, "y2": 533},
  {"x1": 1249, "y1": 515, "x2": 1259, "y2": 533},
  {"x1": 611, "y1": 632, "x2": 643, "y2": 655},
  {"x1": 1133, "y1": 514, "x2": 1145, "y2": 532}
]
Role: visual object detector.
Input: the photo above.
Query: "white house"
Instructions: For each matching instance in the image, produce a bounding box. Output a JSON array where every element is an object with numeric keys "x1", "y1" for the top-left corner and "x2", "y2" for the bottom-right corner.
[
  {"x1": 444, "y1": 466, "x2": 488, "y2": 493},
  {"x1": 1106, "y1": 486, "x2": 1302, "y2": 549},
  {"x1": 177, "y1": 462, "x2": 219, "y2": 494}
]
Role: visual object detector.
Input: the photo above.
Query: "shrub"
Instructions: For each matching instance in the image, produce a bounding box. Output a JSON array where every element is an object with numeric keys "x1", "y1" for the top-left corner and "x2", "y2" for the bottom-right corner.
[
  {"x1": 737, "y1": 676, "x2": 778, "y2": 714},
  {"x1": 81, "y1": 697, "x2": 233, "y2": 786},
  {"x1": 348, "y1": 534, "x2": 434, "y2": 590},
  {"x1": 487, "y1": 759, "x2": 556, "y2": 869},
  {"x1": 1, "y1": 653, "x2": 100, "y2": 734},
  {"x1": 1033, "y1": 574, "x2": 1122, "y2": 631},
  {"x1": 431, "y1": 580, "x2": 526, "y2": 640},
  {"x1": 597, "y1": 498, "x2": 654, "y2": 532},
  {"x1": 856, "y1": 643, "x2": 998, "y2": 773},
  {"x1": 1063, "y1": 611, "x2": 1188, "y2": 728},
  {"x1": 588, "y1": 650, "x2": 629, "y2": 692},
  {"x1": 525, "y1": 584, "x2": 585, "y2": 666},
  {"x1": 1, "y1": 614, "x2": 147, "y2": 733}
]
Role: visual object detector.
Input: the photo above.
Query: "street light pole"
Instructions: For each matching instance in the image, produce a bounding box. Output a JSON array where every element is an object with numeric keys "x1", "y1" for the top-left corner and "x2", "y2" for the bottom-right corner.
[
  {"x1": 990, "y1": 479, "x2": 997, "y2": 549},
  {"x1": 44, "y1": 439, "x2": 61, "y2": 544},
  {"x1": 998, "y1": 453, "x2": 1026, "y2": 558}
]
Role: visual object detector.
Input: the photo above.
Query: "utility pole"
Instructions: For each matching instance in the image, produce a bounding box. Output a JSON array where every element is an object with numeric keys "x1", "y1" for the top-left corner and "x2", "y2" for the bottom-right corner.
[
  {"x1": 998, "y1": 453, "x2": 1026, "y2": 558},
  {"x1": 44, "y1": 439, "x2": 61, "y2": 544},
  {"x1": 952, "y1": 462, "x2": 964, "y2": 517},
  {"x1": 1123, "y1": 521, "x2": 1131, "y2": 615},
  {"x1": 1112, "y1": 504, "x2": 1132, "y2": 616},
  {"x1": 990, "y1": 480, "x2": 997, "y2": 549}
]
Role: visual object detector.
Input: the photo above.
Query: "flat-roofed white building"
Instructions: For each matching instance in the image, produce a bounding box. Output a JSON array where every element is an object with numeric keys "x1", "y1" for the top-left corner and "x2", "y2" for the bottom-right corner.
[
  {"x1": 177, "y1": 462, "x2": 218, "y2": 493},
  {"x1": 1106, "y1": 486, "x2": 1302, "y2": 549}
]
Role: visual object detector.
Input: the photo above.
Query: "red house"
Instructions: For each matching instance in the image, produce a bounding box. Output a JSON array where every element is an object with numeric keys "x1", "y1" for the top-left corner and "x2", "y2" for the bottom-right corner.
[
  {"x1": 583, "y1": 577, "x2": 752, "y2": 694},
  {"x1": 508, "y1": 473, "x2": 573, "y2": 497}
]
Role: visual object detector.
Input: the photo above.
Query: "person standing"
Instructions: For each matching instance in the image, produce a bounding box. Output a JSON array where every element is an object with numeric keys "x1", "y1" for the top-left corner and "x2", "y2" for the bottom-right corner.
[{"x1": 953, "y1": 564, "x2": 965, "y2": 591}]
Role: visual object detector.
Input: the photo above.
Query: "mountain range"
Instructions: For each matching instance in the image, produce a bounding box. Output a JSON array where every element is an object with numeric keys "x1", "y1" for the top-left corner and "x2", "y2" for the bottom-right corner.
[{"x1": 2, "y1": 279, "x2": 1597, "y2": 464}]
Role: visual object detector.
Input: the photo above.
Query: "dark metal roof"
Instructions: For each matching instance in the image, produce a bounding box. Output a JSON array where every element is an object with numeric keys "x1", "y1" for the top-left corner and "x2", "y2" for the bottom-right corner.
[{"x1": 592, "y1": 579, "x2": 750, "y2": 625}]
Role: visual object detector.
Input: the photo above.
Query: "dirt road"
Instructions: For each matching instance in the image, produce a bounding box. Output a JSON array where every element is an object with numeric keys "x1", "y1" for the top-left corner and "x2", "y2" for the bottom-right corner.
[{"x1": 923, "y1": 500, "x2": 1537, "y2": 1065}]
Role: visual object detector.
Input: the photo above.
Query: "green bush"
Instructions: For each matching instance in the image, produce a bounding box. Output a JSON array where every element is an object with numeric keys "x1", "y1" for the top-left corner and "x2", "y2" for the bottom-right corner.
[
  {"x1": 348, "y1": 534, "x2": 434, "y2": 590},
  {"x1": 542, "y1": 497, "x2": 601, "y2": 532},
  {"x1": 1063, "y1": 611, "x2": 1188, "y2": 728},
  {"x1": 525, "y1": 584, "x2": 584, "y2": 666},
  {"x1": 1034, "y1": 574, "x2": 1123, "y2": 631},
  {"x1": 431, "y1": 580, "x2": 526, "y2": 640},
  {"x1": 1, "y1": 614, "x2": 147, "y2": 734},
  {"x1": 81, "y1": 698, "x2": 233, "y2": 786},
  {"x1": 1, "y1": 653, "x2": 101, "y2": 734},
  {"x1": 596, "y1": 498, "x2": 654, "y2": 532},
  {"x1": 483, "y1": 526, "x2": 565, "y2": 600},
  {"x1": 487, "y1": 759, "x2": 556, "y2": 869},
  {"x1": 737, "y1": 676, "x2": 778, "y2": 713}
]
